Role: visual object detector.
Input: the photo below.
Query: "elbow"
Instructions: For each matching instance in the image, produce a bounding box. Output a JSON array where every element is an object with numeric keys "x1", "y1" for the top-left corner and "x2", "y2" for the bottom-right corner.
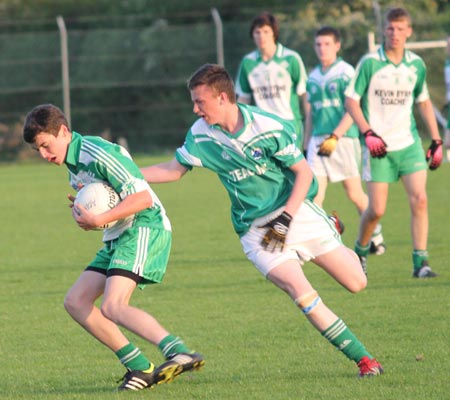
[{"x1": 344, "y1": 97, "x2": 352, "y2": 111}]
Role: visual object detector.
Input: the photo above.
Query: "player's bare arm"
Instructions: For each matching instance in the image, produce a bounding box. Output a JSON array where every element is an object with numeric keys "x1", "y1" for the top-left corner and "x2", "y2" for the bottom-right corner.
[
  {"x1": 303, "y1": 100, "x2": 312, "y2": 153},
  {"x1": 284, "y1": 158, "x2": 314, "y2": 216},
  {"x1": 71, "y1": 190, "x2": 152, "y2": 230},
  {"x1": 333, "y1": 112, "x2": 354, "y2": 138},
  {"x1": 344, "y1": 97, "x2": 370, "y2": 133},
  {"x1": 260, "y1": 158, "x2": 314, "y2": 251},
  {"x1": 417, "y1": 99, "x2": 441, "y2": 141},
  {"x1": 141, "y1": 158, "x2": 188, "y2": 183}
]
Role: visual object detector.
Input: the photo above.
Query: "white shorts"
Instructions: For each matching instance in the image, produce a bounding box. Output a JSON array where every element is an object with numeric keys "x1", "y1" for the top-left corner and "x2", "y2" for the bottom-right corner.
[
  {"x1": 307, "y1": 136, "x2": 362, "y2": 182},
  {"x1": 240, "y1": 200, "x2": 342, "y2": 277}
]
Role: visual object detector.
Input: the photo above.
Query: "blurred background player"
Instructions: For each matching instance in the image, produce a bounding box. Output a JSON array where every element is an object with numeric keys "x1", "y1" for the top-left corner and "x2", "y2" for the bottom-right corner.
[
  {"x1": 235, "y1": 11, "x2": 307, "y2": 145},
  {"x1": 304, "y1": 26, "x2": 385, "y2": 259},
  {"x1": 23, "y1": 104, "x2": 204, "y2": 391},
  {"x1": 345, "y1": 7, "x2": 443, "y2": 278},
  {"x1": 142, "y1": 63, "x2": 383, "y2": 378},
  {"x1": 235, "y1": 12, "x2": 343, "y2": 234}
]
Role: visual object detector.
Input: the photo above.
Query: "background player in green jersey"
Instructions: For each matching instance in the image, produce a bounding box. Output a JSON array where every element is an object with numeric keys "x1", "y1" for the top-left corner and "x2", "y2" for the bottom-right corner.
[
  {"x1": 345, "y1": 8, "x2": 443, "y2": 278},
  {"x1": 141, "y1": 64, "x2": 383, "y2": 378},
  {"x1": 235, "y1": 11, "x2": 307, "y2": 144},
  {"x1": 23, "y1": 104, "x2": 204, "y2": 391},
  {"x1": 304, "y1": 26, "x2": 385, "y2": 258}
]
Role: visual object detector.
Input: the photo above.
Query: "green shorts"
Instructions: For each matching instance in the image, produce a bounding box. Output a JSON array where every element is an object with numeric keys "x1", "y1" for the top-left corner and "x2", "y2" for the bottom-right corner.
[
  {"x1": 86, "y1": 226, "x2": 172, "y2": 288},
  {"x1": 362, "y1": 139, "x2": 427, "y2": 183}
]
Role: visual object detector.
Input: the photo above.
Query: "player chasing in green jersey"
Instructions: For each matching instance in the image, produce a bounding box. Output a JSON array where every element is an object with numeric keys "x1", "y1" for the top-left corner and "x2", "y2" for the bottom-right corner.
[
  {"x1": 23, "y1": 104, "x2": 204, "y2": 391},
  {"x1": 345, "y1": 8, "x2": 443, "y2": 278},
  {"x1": 141, "y1": 64, "x2": 383, "y2": 378},
  {"x1": 235, "y1": 12, "x2": 308, "y2": 144},
  {"x1": 304, "y1": 26, "x2": 385, "y2": 260}
]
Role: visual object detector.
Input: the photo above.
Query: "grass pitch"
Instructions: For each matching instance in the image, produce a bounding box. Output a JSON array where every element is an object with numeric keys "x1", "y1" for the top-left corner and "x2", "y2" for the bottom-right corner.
[{"x1": 1, "y1": 156, "x2": 449, "y2": 400}]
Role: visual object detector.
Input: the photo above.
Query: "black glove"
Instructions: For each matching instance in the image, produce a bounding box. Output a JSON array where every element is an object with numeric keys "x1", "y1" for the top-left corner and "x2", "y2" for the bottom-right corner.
[
  {"x1": 363, "y1": 129, "x2": 387, "y2": 158},
  {"x1": 426, "y1": 139, "x2": 443, "y2": 170},
  {"x1": 261, "y1": 211, "x2": 293, "y2": 252}
]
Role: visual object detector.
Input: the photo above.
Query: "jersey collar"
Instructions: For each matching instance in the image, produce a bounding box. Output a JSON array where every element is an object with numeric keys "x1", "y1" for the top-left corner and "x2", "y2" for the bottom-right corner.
[
  {"x1": 211, "y1": 103, "x2": 254, "y2": 138},
  {"x1": 257, "y1": 42, "x2": 283, "y2": 61},
  {"x1": 319, "y1": 56, "x2": 342, "y2": 73},
  {"x1": 65, "y1": 131, "x2": 82, "y2": 167},
  {"x1": 379, "y1": 44, "x2": 410, "y2": 63}
]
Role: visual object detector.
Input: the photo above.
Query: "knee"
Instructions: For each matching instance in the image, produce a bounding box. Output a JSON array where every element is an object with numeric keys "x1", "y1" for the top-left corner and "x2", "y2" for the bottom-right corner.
[
  {"x1": 346, "y1": 274, "x2": 367, "y2": 293},
  {"x1": 367, "y1": 206, "x2": 384, "y2": 220},
  {"x1": 346, "y1": 250, "x2": 367, "y2": 293},
  {"x1": 347, "y1": 189, "x2": 366, "y2": 208},
  {"x1": 64, "y1": 291, "x2": 83, "y2": 316},
  {"x1": 411, "y1": 192, "x2": 428, "y2": 212},
  {"x1": 100, "y1": 300, "x2": 120, "y2": 323}
]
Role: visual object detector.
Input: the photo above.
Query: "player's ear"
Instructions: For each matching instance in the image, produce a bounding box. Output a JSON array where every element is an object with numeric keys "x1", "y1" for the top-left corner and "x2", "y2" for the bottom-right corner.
[
  {"x1": 218, "y1": 91, "x2": 227, "y2": 105},
  {"x1": 406, "y1": 26, "x2": 412, "y2": 38},
  {"x1": 59, "y1": 124, "x2": 71, "y2": 137}
]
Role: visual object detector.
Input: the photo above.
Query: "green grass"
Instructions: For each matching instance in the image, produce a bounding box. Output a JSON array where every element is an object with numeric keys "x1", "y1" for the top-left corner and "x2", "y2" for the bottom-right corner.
[{"x1": 1, "y1": 156, "x2": 449, "y2": 400}]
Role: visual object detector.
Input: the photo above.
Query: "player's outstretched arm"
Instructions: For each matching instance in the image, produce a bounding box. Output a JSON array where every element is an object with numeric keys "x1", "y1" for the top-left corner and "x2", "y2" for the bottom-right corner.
[{"x1": 141, "y1": 158, "x2": 188, "y2": 183}]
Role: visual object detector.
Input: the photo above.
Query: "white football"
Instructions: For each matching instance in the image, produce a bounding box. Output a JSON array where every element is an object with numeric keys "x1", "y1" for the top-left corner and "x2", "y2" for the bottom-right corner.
[{"x1": 74, "y1": 182, "x2": 120, "y2": 230}]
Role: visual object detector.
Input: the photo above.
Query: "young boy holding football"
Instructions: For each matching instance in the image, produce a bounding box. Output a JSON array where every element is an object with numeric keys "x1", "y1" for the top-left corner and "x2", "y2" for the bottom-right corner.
[{"x1": 23, "y1": 103, "x2": 204, "y2": 391}]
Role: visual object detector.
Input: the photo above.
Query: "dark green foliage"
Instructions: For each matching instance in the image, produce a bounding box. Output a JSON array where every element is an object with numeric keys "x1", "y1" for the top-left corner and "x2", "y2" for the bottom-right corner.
[{"x1": 0, "y1": 1, "x2": 448, "y2": 158}]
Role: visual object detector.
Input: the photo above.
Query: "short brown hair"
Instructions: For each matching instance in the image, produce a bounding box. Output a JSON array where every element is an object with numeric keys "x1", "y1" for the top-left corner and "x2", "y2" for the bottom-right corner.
[
  {"x1": 187, "y1": 63, "x2": 236, "y2": 103},
  {"x1": 23, "y1": 104, "x2": 69, "y2": 143},
  {"x1": 385, "y1": 7, "x2": 412, "y2": 26},
  {"x1": 250, "y1": 12, "x2": 279, "y2": 41},
  {"x1": 315, "y1": 26, "x2": 341, "y2": 43}
]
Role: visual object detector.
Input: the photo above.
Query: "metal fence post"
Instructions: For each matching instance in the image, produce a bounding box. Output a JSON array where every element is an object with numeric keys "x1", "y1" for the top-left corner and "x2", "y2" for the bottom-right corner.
[
  {"x1": 56, "y1": 15, "x2": 71, "y2": 128},
  {"x1": 211, "y1": 8, "x2": 224, "y2": 67}
]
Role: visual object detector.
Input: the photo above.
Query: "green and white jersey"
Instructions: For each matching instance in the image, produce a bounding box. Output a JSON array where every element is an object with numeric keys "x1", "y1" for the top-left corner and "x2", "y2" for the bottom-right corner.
[
  {"x1": 66, "y1": 131, "x2": 171, "y2": 242},
  {"x1": 306, "y1": 58, "x2": 359, "y2": 138},
  {"x1": 175, "y1": 104, "x2": 318, "y2": 237},
  {"x1": 345, "y1": 45, "x2": 430, "y2": 151},
  {"x1": 235, "y1": 43, "x2": 307, "y2": 134}
]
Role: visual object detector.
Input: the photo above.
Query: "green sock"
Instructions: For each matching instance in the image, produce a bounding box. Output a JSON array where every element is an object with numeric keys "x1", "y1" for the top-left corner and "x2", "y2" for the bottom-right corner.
[
  {"x1": 322, "y1": 319, "x2": 372, "y2": 362},
  {"x1": 355, "y1": 241, "x2": 370, "y2": 257},
  {"x1": 412, "y1": 249, "x2": 428, "y2": 270},
  {"x1": 115, "y1": 343, "x2": 151, "y2": 371},
  {"x1": 158, "y1": 334, "x2": 190, "y2": 359}
]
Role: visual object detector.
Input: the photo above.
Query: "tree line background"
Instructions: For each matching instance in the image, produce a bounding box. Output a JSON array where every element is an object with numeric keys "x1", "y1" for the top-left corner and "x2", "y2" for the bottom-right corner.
[{"x1": 0, "y1": 0, "x2": 449, "y2": 160}]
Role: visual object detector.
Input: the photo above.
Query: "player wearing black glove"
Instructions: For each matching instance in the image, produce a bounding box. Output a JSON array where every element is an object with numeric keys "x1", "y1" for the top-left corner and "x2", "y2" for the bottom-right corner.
[{"x1": 261, "y1": 211, "x2": 292, "y2": 252}]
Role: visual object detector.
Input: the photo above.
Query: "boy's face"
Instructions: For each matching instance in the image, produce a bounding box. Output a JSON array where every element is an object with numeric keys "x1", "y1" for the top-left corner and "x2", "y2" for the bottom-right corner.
[
  {"x1": 190, "y1": 84, "x2": 225, "y2": 126},
  {"x1": 252, "y1": 25, "x2": 276, "y2": 51},
  {"x1": 314, "y1": 34, "x2": 340, "y2": 65},
  {"x1": 384, "y1": 18, "x2": 412, "y2": 51},
  {"x1": 32, "y1": 125, "x2": 71, "y2": 165}
]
